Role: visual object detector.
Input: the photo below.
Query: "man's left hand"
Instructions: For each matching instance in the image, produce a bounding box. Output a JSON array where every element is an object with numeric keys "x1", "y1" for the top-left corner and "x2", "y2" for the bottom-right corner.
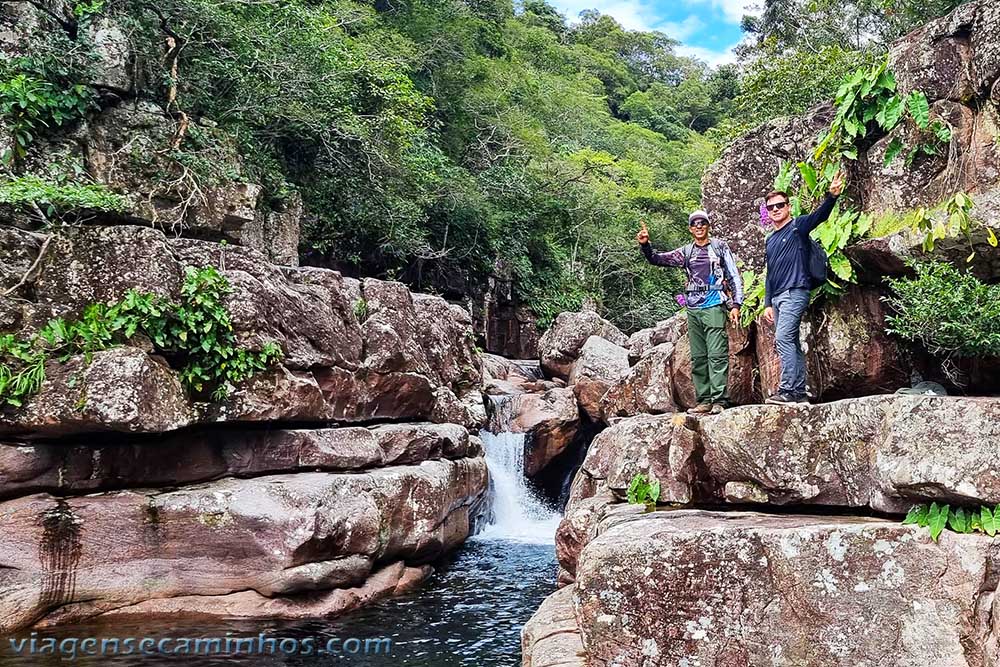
[
  {"x1": 829, "y1": 170, "x2": 845, "y2": 196},
  {"x1": 729, "y1": 308, "x2": 740, "y2": 327}
]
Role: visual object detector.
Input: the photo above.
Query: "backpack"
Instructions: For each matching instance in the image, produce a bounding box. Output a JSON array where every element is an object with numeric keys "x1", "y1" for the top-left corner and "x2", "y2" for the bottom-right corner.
[
  {"x1": 682, "y1": 240, "x2": 729, "y2": 295},
  {"x1": 806, "y1": 236, "x2": 829, "y2": 289}
]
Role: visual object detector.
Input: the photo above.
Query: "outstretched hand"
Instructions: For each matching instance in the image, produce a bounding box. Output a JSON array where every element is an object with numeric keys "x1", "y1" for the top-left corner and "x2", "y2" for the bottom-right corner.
[
  {"x1": 636, "y1": 220, "x2": 649, "y2": 245},
  {"x1": 829, "y1": 170, "x2": 845, "y2": 197}
]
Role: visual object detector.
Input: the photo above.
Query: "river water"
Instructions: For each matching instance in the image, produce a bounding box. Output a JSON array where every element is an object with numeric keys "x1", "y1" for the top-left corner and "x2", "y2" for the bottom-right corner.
[{"x1": 2, "y1": 430, "x2": 563, "y2": 667}]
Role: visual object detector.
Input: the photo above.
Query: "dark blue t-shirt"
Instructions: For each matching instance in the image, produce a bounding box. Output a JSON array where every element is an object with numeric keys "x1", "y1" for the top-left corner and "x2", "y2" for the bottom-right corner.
[{"x1": 764, "y1": 195, "x2": 838, "y2": 307}]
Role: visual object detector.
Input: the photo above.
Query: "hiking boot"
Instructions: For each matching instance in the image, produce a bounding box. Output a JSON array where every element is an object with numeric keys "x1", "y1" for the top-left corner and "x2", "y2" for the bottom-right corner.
[
  {"x1": 710, "y1": 403, "x2": 726, "y2": 415},
  {"x1": 794, "y1": 394, "x2": 810, "y2": 404},
  {"x1": 687, "y1": 403, "x2": 713, "y2": 414},
  {"x1": 765, "y1": 392, "x2": 799, "y2": 405}
]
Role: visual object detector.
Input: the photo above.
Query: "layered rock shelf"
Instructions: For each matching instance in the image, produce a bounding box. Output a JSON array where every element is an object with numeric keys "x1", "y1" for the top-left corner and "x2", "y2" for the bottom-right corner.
[{"x1": 0, "y1": 224, "x2": 491, "y2": 632}]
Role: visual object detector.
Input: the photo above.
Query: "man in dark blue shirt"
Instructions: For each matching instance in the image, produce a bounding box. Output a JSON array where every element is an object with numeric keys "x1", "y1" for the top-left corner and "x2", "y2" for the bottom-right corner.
[{"x1": 761, "y1": 171, "x2": 844, "y2": 405}]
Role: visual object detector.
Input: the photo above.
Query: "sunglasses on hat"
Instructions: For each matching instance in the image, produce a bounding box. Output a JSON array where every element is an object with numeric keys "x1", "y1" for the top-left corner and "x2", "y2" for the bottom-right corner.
[{"x1": 766, "y1": 201, "x2": 788, "y2": 212}]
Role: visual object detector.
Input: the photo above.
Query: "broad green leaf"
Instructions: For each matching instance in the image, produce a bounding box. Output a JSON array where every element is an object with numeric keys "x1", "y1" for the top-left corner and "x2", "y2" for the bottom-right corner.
[
  {"x1": 798, "y1": 162, "x2": 818, "y2": 192},
  {"x1": 903, "y1": 504, "x2": 928, "y2": 525},
  {"x1": 928, "y1": 503, "x2": 949, "y2": 541},
  {"x1": 883, "y1": 138, "x2": 904, "y2": 166},
  {"x1": 880, "y1": 96, "x2": 905, "y2": 130},
  {"x1": 877, "y1": 68, "x2": 897, "y2": 92},
  {"x1": 829, "y1": 253, "x2": 853, "y2": 281},
  {"x1": 948, "y1": 507, "x2": 969, "y2": 533},
  {"x1": 982, "y1": 507, "x2": 996, "y2": 537},
  {"x1": 908, "y1": 92, "x2": 930, "y2": 129}
]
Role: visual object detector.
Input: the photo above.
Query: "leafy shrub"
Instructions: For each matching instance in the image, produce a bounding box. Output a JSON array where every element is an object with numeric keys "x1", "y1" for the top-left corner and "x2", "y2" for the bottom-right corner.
[
  {"x1": 0, "y1": 266, "x2": 283, "y2": 407},
  {"x1": 904, "y1": 502, "x2": 1000, "y2": 542},
  {"x1": 0, "y1": 55, "x2": 95, "y2": 165},
  {"x1": 627, "y1": 473, "x2": 660, "y2": 511},
  {"x1": 884, "y1": 261, "x2": 1000, "y2": 358}
]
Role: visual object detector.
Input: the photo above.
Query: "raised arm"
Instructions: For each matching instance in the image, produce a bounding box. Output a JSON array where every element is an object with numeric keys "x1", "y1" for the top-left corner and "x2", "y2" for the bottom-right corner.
[
  {"x1": 799, "y1": 171, "x2": 845, "y2": 233},
  {"x1": 640, "y1": 242, "x2": 685, "y2": 268}
]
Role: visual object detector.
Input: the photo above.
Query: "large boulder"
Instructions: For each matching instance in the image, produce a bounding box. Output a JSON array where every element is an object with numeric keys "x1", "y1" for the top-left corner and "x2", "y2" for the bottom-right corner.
[
  {"x1": 565, "y1": 395, "x2": 1000, "y2": 519},
  {"x1": 0, "y1": 348, "x2": 195, "y2": 438},
  {"x1": 571, "y1": 510, "x2": 1000, "y2": 667},
  {"x1": 521, "y1": 585, "x2": 587, "y2": 667},
  {"x1": 538, "y1": 311, "x2": 627, "y2": 380},
  {"x1": 599, "y1": 342, "x2": 679, "y2": 420},
  {"x1": 568, "y1": 336, "x2": 630, "y2": 421},
  {"x1": 0, "y1": 458, "x2": 488, "y2": 631}
]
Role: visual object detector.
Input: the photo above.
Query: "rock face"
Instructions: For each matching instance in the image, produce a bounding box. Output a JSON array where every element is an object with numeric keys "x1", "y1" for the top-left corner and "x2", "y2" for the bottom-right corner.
[
  {"x1": 556, "y1": 395, "x2": 1000, "y2": 582},
  {"x1": 571, "y1": 511, "x2": 1000, "y2": 667},
  {"x1": 0, "y1": 422, "x2": 478, "y2": 500},
  {"x1": 0, "y1": 458, "x2": 487, "y2": 631},
  {"x1": 0, "y1": 223, "x2": 489, "y2": 632},
  {"x1": 538, "y1": 311, "x2": 627, "y2": 381},
  {"x1": 702, "y1": 1, "x2": 1000, "y2": 279},
  {"x1": 0, "y1": 225, "x2": 484, "y2": 437}
]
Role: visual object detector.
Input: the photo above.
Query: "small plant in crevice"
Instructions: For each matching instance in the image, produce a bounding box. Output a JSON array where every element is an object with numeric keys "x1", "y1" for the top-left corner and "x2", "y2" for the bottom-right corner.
[
  {"x1": 627, "y1": 473, "x2": 660, "y2": 512},
  {"x1": 903, "y1": 502, "x2": 1000, "y2": 542},
  {"x1": 0, "y1": 265, "x2": 283, "y2": 407},
  {"x1": 0, "y1": 55, "x2": 95, "y2": 166},
  {"x1": 352, "y1": 298, "x2": 369, "y2": 323}
]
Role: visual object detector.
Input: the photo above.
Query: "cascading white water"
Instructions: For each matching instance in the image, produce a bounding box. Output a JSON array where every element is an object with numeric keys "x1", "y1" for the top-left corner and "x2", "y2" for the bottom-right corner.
[{"x1": 475, "y1": 396, "x2": 562, "y2": 544}]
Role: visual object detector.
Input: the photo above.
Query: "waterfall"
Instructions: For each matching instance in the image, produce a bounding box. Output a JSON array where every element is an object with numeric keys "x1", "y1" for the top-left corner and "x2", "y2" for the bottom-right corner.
[{"x1": 475, "y1": 396, "x2": 561, "y2": 544}]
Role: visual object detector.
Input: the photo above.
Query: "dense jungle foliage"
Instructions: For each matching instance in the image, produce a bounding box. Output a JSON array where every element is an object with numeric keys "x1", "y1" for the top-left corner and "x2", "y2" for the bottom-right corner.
[{"x1": 1, "y1": 0, "x2": 970, "y2": 331}]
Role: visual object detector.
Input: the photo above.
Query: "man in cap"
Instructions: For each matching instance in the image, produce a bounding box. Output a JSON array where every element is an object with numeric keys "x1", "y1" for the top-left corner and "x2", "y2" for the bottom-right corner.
[{"x1": 636, "y1": 211, "x2": 744, "y2": 414}]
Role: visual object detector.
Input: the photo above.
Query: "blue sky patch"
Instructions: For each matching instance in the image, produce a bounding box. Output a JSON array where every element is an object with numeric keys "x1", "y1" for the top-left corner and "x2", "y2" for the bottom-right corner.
[{"x1": 549, "y1": 0, "x2": 754, "y2": 66}]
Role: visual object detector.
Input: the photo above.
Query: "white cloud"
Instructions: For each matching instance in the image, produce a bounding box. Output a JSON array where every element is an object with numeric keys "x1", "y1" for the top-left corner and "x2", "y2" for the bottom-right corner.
[
  {"x1": 674, "y1": 43, "x2": 739, "y2": 67},
  {"x1": 550, "y1": 0, "x2": 663, "y2": 32},
  {"x1": 684, "y1": 0, "x2": 756, "y2": 24},
  {"x1": 659, "y1": 15, "x2": 705, "y2": 41}
]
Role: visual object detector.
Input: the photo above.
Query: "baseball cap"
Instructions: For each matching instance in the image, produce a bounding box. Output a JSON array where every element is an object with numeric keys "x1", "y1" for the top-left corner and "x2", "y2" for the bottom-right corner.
[{"x1": 688, "y1": 210, "x2": 710, "y2": 225}]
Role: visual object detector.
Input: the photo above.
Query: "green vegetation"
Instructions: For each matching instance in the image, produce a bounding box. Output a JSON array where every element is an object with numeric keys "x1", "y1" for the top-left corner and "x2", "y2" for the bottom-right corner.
[
  {"x1": 731, "y1": 0, "x2": 968, "y2": 133},
  {"x1": 884, "y1": 261, "x2": 1000, "y2": 359},
  {"x1": 4, "y1": 0, "x2": 974, "y2": 334},
  {"x1": 78, "y1": 0, "x2": 736, "y2": 331},
  {"x1": 0, "y1": 174, "x2": 129, "y2": 219},
  {"x1": 627, "y1": 473, "x2": 660, "y2": 511},
  {"x1": 904, "y1": 502, "x2": 1000, "y2": 542},
  {"x1": 0, "y1": 266, "x2": 282, "y2": 407}
]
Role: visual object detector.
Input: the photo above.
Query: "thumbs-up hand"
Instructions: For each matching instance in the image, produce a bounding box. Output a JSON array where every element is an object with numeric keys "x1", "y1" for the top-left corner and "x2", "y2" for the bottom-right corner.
[{"x1": 636, "y1": 220, "x2": 649, "y2": 245}]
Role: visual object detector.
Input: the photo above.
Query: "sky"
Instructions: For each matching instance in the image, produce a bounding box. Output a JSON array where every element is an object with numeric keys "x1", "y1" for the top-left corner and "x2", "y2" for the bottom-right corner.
[{"x1": 548, "y1": 0, "x2": 756, "y2": 67}]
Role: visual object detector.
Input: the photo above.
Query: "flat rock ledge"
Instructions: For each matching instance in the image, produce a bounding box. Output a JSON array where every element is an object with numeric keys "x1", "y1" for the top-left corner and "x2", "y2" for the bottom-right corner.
[
  {"x1": 527, "y1": 509, "x2": 1000, "y2": 667},
  {"x1": 570, "y1": 395, "x2": 1000, "y2": 517}
]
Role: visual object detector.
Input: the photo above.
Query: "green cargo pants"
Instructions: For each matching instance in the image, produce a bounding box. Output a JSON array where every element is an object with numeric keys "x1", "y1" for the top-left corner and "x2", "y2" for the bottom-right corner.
[{"x1": 687, "y1": 305, "x2": 730, "y2": 405}]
